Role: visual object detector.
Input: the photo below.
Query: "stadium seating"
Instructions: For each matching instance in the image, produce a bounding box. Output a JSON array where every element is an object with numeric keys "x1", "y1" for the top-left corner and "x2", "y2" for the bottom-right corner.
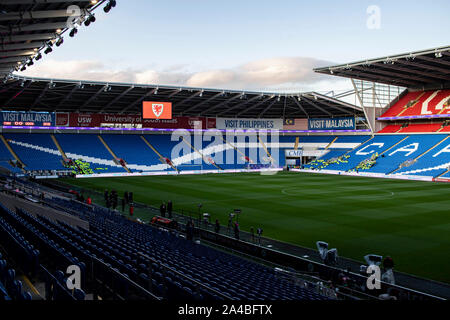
[
  {"x1": 300, "y1": 136, "x2": 364, "y2": 169},
  {"x1": 439, "y1": 171, "x2": 450, "y2": 179},
  {"x1": 378, "y1": 125, "x2": 402, "y2": 133},
  {"x1": 0, "y1": 255, "x2": 32, "y2": 301},
  {"x1": 440, "y1": 124, "x2": 450, "y2": 132},
  {"x1": 0, "y1": 203, "x2": 87, "y2": 300},
  {"x1": 319, "y1": 149, "x2": 350, "y2": 161},
  {"x1": 0, "y1": 132, "x2": 448, "y2": 179},
  {"x1": 310, "y1": 133, "x2": 450, "y2": 177},
  {"x1": 397, "y1": 123, "x2": 443, "y2": 133},
  {"x1": 56, "y1": 134, "x2": 127, "y2": 173},
  {"x1": 101, "y1": 134, "x2": 172, "y2": 172},
  {"x1": 0, "y1": 139, "x2": 21, "y2": 173},
  {"x1": 303, "y1": 149, "x2": 351, "y2": 170},
  {"x1": 323, "y1": 135, "x2": 408, "y2": 172},
  {"x1": 327, "y1": 135, "x2": 371, "y2": 150},
  {"x1": 380, "y1": 90, "x2": 450, "y2": 118},
  {"x1": 0, "y1": 210, "x2": 37, "y2": 301},
  {"x1": 3, "y1": 133, "x2": 66, "y2": 171},
  {"x1": 366, "y1": 135, "x2": 448, "y2": 174},
  {"x1": 5, "y1": 196, "x2": 329, "y2": 301},
  {"x1": 380, "y1": 91, "x2": 423, "y2": 118},
  {"x1": 394, "y1": 136, "x2": 450, "y2": 177}
]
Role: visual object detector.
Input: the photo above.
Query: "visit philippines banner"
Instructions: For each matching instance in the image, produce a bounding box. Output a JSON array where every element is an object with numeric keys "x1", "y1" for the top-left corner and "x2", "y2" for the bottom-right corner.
[
  {"x1": 308, "y1": 117, "x2": 356, "y2": 130},
  {"x1": 216, "y1": 118, "x2": 284, "y2": 130}
]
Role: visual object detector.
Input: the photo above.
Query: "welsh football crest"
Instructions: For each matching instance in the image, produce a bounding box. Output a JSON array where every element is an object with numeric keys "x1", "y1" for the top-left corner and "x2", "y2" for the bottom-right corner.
[{"x1": 152, "y1": 103, "x2": 164, "y2": 118}]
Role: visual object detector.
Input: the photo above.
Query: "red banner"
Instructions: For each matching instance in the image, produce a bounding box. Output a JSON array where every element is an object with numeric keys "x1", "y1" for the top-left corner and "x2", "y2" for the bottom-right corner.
[
  {"x1": 56, "y1": 113, "x2": 215, "y2": 129},
  {"x1": 206, "y1": 117, "x2": 216, "y2": 129}
]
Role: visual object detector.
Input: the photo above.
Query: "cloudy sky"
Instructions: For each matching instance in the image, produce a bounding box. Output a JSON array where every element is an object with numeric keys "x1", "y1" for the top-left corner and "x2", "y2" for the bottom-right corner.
[{"x1": 21, "y1": 0, "x2": 450, "y2": 94}]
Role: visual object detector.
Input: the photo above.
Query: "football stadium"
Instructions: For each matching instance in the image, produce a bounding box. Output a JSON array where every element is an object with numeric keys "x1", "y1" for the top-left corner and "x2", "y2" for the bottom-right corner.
[{"x1": 0, "y1": 0, "x2": 449, "y2": 308}]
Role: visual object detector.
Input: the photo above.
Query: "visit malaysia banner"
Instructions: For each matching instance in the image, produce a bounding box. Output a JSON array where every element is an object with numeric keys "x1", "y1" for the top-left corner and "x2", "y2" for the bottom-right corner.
[
  {"x1": 216, "y1": 118, "x2": 284, "y2": 130},
  {"x1": 308, "y1": 117, "x2": 356, "y2": 130},
  {"x1": 2, "y1": 111, "x2": 55, "y2": 126}
]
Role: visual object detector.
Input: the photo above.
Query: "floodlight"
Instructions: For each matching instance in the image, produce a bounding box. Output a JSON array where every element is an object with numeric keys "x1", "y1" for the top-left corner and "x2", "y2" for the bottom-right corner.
[
  {"x1": 56, "y1": 37, "x2": 64, "y2": 47},
  {"x1": 84, "y1": 14, "x2": 96, "y2": 26},
  {"x1": 104, "y1": 0, "x2": 116, "y2": 13},
  {"x1": 70, "y1": 28, "x2": 78, "y2": 37}
]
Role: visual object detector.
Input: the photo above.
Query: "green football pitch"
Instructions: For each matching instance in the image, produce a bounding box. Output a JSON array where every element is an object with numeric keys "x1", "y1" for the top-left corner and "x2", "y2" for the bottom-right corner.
[{"x1": 60, "y1": 172, "x2": 450, "y2": 283}]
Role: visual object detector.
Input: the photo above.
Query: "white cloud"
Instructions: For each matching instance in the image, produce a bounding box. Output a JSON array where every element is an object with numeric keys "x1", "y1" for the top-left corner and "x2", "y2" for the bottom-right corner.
[
  {"x1": 186, "y1": 70, "x2": 236, "y2": 88},
  {"x1": 21, "y1": 56, "x2": 347, "y2": 93}
]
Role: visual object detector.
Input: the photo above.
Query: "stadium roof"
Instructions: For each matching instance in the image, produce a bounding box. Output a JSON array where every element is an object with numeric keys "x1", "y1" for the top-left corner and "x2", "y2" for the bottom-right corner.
[
  {"x1": 0, "y1": 0, "x2": 109, "y2": 79},
  {"x1": 314, "y1": 46, "x2": 450, "y2": 90},
  {"x1": 0, "y1": 75, "x2": 364, "y2": 118}
]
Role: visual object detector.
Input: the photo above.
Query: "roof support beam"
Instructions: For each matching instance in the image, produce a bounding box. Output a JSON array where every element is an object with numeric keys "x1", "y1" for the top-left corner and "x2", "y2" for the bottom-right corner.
[
  {"x1": 56, "y1": 84, "x2": 80, "y2": 108},
  {"x1": 310, "y1": 92, "x2": 363, "y2": 111},
  {"x1": 168, "y1": 88, "x2": 182, "y2": 98},
  {"x1": 0, "y1": 79, "x2": 20, "y2": 93},
  {"x1": 6, "y1": 22, "x2": 69, "y2": 33},
  {"x1": 175, "y1": 91, "x2": 203, "y2": 108},
  {"x1": 258, "y1": 99, "x2": 278, "y2": 118},
  {"x1": 119, "y1": 88, "x2": 158, "y2": 114},
  {"x1": 0, "y1": 0, "x2": 96, "y2": 4},
  {"x1": 217, "y1": 95, "x2": 263, "y2": 116},
  {"x1": 311, "y1": 99, "x2": 353, "y2": 115},
  {"x1": 80, "y1": 85, "x2": 108, "y2": 110},
  {"x1": 31, "y1": 83, "x2": 51, "y2": 109},
  {"x1": 2, "y1": 80, "x2": 32, "y2": 107},
  {"x1": 1, "y1": 33, "x2": 55, "y2": 42},
  {"x1": 0, "y1": 41, "x2": 45, "y2": 51},
  {"x1": 394, "y1": 59, "x2": 450, "y2": 75},
  {"x1": 101, "y1": 86, "x2": 134, "y2": 112},
  {"x1": 414, "y1": 55, "x2": 450, "y2": 67},
  {"x1": 291, "y1": 96, "x2": 309, "y2": 117},
  {"x1": 0, "y1": 10, "x2": 88, "y2": 22},
  {"x1": 353, "y1": 65, "x2": 438, "y2": 83},
  {"x1": 236, "y1": 96, "x2": 275, "y2": 117},
  {"x1": 335, "y1": 70, "x2": 418, "y2": 87},
  {"x1": 372, "y1": 63, "x2": 449, "y2": 81},
  {"x1": 300, "y1": 96, "x2": 333, "y2": 117},
  {"x1": 0, "y1": 50, "x2": 36, "y2": 58},
  {"x1": 181, "y1": 91, "x2": 224, "y2": 115},
  {"x1": 199, "y1": 93, "x2": 244, "y2": 116}
]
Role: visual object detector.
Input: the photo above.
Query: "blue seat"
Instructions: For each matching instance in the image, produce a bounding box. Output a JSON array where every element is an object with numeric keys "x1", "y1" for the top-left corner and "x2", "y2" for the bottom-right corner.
[{"x1": 74, "y1": 288, "x2": 85, "y2": 300}]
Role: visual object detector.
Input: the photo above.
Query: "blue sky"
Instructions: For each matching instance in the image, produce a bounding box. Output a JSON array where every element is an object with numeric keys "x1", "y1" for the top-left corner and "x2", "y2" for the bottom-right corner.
[{"x1": 22, "y1": 0, "x2": 450, "y2": 93}]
